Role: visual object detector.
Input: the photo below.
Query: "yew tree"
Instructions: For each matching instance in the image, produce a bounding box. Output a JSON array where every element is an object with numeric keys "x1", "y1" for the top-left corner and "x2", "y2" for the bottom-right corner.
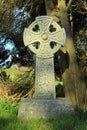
[{"x1": 0, "y1": 0, "x2": 87, "y2": 107}]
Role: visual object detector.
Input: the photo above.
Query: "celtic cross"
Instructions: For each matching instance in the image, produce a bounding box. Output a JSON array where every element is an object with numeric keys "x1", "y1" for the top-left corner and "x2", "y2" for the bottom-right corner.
[{"x1": 23, "y1": 16, "x2": 66, "y2": 99}]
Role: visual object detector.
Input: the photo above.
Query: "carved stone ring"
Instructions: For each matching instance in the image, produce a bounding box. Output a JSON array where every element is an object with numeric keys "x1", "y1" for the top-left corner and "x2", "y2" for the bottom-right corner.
[{"x1": 23, "y1": 16, "x2": 66, "y2": 58}]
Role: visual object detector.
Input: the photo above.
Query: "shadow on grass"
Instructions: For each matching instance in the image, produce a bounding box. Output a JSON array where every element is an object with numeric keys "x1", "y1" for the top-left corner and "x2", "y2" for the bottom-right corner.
[
  {"x1": 0, "y1": 116, "x2": 16, "y2": 129},
  {"x1": 0, "y1": 114, "x2": 87, "y2": 130}
]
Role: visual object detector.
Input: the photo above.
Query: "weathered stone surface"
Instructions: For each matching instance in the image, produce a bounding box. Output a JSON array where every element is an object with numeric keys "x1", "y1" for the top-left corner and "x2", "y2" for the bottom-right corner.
[
  {"x1": 18, "y1": 98, "x2": 74, "y2": 120},
  {"x1": 35, "y1": 57, "x2": 56, "y2": 99},
  {"x1": 23, "y1": 16, "x2": 66, "y2": 99},
  {"x1": 23, "y1": 16, "x2": 66, "y2": 57}
]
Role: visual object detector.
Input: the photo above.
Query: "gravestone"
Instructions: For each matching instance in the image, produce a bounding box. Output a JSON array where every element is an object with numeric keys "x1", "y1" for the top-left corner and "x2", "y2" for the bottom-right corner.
[
  {"x1": 23, "y1": 16, "x2": 66, "y2": 99},
  {"x1": 18, "y1": 16, "x2": 74, "y2": 120}
]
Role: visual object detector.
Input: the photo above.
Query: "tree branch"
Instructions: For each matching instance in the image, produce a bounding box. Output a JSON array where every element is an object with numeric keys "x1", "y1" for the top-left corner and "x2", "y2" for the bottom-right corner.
[{"x1": 67, "y1": 0, "x2": 73, "y2": 8}]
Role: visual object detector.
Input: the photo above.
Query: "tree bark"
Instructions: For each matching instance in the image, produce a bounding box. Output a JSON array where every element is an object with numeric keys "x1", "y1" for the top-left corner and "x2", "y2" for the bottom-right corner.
[{"x1": 44, "y1": 0, "x2": 86, "y2": 108}]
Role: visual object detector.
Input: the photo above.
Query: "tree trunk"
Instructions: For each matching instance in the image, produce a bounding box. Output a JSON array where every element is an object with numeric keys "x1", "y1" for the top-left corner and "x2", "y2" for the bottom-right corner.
[{"x1": 44, "y1": 0, "x2": 86, "y2": 108}]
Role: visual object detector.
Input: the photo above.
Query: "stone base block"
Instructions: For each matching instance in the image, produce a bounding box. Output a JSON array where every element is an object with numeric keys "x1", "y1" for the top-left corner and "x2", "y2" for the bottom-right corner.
[{"x1": 18, "y1": 98, "x2": 74, "y2": 120}]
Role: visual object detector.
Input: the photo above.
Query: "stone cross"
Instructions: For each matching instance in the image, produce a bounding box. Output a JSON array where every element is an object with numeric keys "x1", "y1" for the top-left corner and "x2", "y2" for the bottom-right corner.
[{"x1": 23, "y1": 16, "x2": 66, "y2": 99}]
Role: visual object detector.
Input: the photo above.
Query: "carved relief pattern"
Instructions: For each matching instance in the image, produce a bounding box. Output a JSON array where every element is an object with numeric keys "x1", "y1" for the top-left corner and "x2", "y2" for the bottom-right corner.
[
  {"x1": 23, "y1": 16, "x2": 66, "y2": 99},
  {"x1": 23, "y1": 16, "x2": 66, "y2": 58},
  {"x1": 36, "y1": 16, "x2": 53, "y2": 32},
  {"x1": 35, "y1": 57, "x2": 56, "y2": 98}
]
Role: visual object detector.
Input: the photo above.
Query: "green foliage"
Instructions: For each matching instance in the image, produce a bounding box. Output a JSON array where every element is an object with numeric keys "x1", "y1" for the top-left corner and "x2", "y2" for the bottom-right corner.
[
  {"x1": 0, "y1": 99, "x2": 87, "y2": 130},
  {"x1": 74, "y1": 28, "x2": 87, "y2": 84},
  {"x1": 0, "y1": 0, "x2": 44, "y2": 35},
  {"x1": 56, "y1": 83, "x2": 64, "y2": 97},
  {"x1": 75, "y1": 108, "x2": 87, "y2": 121},
  {"x1": 0, "y1": 70, "x2": 8, "y2": 81},
  {"x1": 0, "y1": 99, "x2": 18, "y2": 117},
  {"x1": 0, "y1": 67, "x2": 35, "y2": 102},
  {"x1": 0, "y1": 0, "x2": 86, "y2": 69}
]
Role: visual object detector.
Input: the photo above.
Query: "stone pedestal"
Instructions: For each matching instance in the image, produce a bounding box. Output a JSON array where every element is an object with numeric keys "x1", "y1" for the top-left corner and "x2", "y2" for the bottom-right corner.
[{"x1": 18, "y1": 98, "x2": 74, "y2": 120}]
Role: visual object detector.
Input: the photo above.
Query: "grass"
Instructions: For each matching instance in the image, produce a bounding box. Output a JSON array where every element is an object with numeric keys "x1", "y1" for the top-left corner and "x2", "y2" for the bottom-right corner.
[{"x1": 0, "y1": 99, "x2": 87, "y2": 130}]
